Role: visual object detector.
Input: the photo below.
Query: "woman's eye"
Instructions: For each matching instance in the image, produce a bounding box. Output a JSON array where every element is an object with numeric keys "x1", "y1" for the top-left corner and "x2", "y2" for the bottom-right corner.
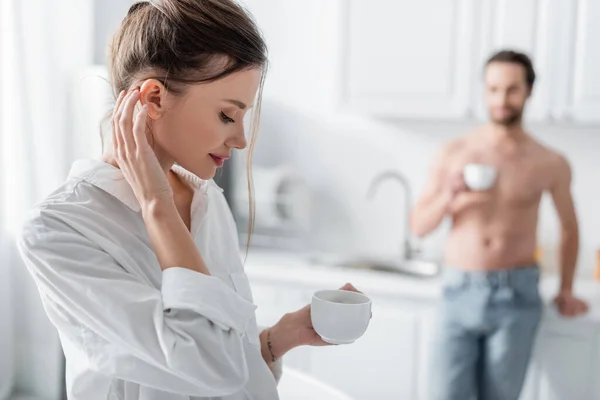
[{"x1": 220, "y1": 111, "x2": 235, "y2": 123}]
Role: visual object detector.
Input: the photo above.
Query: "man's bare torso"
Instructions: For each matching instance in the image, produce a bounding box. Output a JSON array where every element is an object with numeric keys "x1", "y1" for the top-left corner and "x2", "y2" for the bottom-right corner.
[{"x1": 443, "y1": 129, "x2": 561, "y2": 270}]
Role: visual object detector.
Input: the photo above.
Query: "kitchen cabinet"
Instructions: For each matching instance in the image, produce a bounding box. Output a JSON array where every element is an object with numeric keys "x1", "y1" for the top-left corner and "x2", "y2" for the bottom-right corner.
[
  {"x1": 245, "y1": 253, "x2": 600, "y2": 400},
  {"x1": 534, "y1": 328, "x2": 596, "y2": 400},
  {"x1": 341, "y1": 0, "x2": 600, "y2": 124},
  {"x1": 309, "y1": 300, "x2": 420, "y2": 399},
  {"x1": 244, "y1": 0, "x2": 600, "y2": 123},
  {"x1": 341, "y1": 0, "x2": 478, "y2": 120}
]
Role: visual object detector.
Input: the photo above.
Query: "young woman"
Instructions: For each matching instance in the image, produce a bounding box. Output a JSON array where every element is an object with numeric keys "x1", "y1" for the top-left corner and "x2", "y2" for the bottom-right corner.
[{"x1": 18, "y1": 1, "x2": 357, "y2": 399}]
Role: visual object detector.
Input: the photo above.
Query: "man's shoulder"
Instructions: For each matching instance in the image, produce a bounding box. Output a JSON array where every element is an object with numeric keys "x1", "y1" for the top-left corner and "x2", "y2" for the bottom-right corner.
[
  {"x1": 528, "y1": 138, "x2": 570, "y2": 170},
  {"x1": 526, "y1": 139, "x2": 571, "y2": 186}
]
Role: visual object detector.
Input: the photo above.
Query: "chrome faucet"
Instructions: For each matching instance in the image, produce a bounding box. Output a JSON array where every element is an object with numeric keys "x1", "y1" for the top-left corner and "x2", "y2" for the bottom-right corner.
[{"x1": 367, "y1": 170, "x2": 419, "y2": 261}]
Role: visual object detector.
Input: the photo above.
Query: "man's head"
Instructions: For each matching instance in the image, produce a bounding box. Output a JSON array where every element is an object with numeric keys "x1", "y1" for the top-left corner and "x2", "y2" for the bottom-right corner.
[{"x1": 484, "y1": 50, "x2": 535, "y2": 126}]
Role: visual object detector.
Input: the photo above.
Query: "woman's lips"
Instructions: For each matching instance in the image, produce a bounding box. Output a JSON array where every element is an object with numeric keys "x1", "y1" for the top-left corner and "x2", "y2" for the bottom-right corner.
[{"x1": 209, "y1": 154, "x2": 229, "y2": 167}]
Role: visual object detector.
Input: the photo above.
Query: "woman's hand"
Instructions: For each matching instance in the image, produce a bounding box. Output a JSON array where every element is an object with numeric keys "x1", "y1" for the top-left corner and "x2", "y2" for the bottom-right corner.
[
  {"x1": 294, "y1": 282, "x2": 361, "y2": 347},
  {"x1": 112, "y1": 90, "x2": 209, "y2": 274},
  {"x1": 264, "y1": 283, "x2": 361, "y2": 363},
  {"x1": 112, "y1": 89, "x2": 173, "y2": 210}
]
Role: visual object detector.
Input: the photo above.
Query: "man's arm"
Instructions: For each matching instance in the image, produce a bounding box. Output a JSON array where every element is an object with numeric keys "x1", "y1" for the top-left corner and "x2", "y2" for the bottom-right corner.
[
  {"x1": 550, "y1": 156, "x2": 579, "y2": 292},
  {"x1": 411, "y1": 145, "x2": 462, "y2": 237},
  {"x1": 550, "y1": 154, "x2": 588, "y2": 317}
]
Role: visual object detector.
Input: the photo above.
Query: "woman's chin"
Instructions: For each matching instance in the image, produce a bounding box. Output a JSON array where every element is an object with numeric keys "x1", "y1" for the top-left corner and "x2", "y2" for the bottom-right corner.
[
  {"x1": 177, "y1": 161, "x2": 217, "y2": 180},
  {"x1": 195, "y1": 167, "x2": 217, "y2": 181}
]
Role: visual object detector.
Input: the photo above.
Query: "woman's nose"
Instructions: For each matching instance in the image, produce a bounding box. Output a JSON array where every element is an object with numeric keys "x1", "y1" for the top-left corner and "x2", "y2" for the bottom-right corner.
[{"x1": 227, "y1": 127, "x2": 248, "y2": 150}]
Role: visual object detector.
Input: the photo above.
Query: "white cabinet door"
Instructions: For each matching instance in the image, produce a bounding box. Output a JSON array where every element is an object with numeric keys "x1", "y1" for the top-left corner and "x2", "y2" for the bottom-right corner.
[
  {"x1": 341, "y1": 0, "x2": 478, "y2": 119},
  {"x1": 535, "y1": 330, "x2": 595, "y2": 400},
  {"x1": 564, "y1": 0, "x2": 600, "y2": 123},
  {"x1": 307, "y1": 300, "x2": 421, "y2": 400}
]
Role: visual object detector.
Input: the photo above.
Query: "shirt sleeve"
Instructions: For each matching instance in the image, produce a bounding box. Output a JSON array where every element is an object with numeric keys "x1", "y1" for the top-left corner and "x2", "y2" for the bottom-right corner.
[{"x1": 18, "y1": 217, "x2": 257, "y2": 397}]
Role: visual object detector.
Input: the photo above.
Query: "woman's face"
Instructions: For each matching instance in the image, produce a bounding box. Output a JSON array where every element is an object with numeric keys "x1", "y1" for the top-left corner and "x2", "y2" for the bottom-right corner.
[{"x1": 140, "y1": 67, "x2": 262, "y2": 180}]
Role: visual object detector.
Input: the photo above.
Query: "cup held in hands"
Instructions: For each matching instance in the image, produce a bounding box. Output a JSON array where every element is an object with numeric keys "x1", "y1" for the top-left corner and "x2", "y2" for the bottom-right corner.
[
  {"x1": 310, "y1": 289, "x2": 372, "y2": 345},
  {"x1": 463, "y1": 163, "x2": 497, "y2": 191}
]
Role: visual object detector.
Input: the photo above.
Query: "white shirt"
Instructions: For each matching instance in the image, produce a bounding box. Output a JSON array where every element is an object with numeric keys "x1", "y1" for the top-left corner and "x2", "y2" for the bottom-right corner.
[{"x1": 18, "y1": 159, "x2": 281, "y2": 400}]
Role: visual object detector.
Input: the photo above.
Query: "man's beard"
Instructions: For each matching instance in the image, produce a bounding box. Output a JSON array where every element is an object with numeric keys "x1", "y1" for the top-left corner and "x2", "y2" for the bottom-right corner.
[{"x1": 490, "y1": 108, "x2": 523, "y2": 126}]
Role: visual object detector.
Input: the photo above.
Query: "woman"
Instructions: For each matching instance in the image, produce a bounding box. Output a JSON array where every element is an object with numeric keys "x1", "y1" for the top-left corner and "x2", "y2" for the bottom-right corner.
[{"x1": 18, "y1": 1, "x2": 357, "y2": 399}]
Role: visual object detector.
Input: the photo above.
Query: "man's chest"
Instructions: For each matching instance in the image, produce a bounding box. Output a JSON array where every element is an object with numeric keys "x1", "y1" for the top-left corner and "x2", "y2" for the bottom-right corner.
[
  {"x1": 494, "y1": 159, "x2": 548, "y2": 206},
  {"x1": 451, "y1": 150, "x2": 552, "y2": 209}
]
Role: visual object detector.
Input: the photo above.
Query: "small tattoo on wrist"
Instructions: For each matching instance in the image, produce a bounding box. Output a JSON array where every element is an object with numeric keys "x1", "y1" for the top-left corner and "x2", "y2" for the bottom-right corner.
[{"x1": 267, "y1": 329, "x2": 277, "y2": 362}]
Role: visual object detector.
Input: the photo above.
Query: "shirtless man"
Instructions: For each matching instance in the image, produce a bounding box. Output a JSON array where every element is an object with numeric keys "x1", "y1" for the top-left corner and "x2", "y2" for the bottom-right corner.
[{"x1": 411, "y1": 50, "x2": 588, "y2": 400}]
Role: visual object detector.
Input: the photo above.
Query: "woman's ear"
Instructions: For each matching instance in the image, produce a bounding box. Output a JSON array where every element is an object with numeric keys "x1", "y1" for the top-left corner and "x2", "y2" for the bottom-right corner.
[{"x1": 139, "y1": 79, "x2": 166, "y2": 119}]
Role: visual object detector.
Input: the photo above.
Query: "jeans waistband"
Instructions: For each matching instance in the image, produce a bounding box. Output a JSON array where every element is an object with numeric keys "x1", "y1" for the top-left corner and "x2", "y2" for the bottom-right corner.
[{"x1": 443, "y1": 265, "x2": 539, "y2": 288}]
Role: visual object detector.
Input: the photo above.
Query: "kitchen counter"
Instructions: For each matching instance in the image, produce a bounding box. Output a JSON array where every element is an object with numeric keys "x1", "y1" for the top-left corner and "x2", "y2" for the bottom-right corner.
[
  {"x1": 245, "y1": 251, "x2": 600, "y2": 400},
  {"x1": 245, "y1": 251, "x2": 600, "y2": 324}
]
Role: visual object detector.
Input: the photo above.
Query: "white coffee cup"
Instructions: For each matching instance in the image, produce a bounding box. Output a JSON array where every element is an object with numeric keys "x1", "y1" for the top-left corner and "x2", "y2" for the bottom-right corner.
[
  {"x1": 311, "y1": 289, "x2": 372, "y2": 345},
  {"x1": 463, "y1": 163, "x2": 497, "y2": 191}
]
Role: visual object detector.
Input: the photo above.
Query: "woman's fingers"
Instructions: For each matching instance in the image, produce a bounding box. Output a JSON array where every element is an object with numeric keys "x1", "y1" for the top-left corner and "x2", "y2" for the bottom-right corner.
[
  {"x1": 113, "y1": 90, "x2": 126, "y2": 116},
  {"x1": 112, "y1": 90, "x2": 126, "y2": 153},
  {"x1": 108, "y1": 89, "x2": 173, "y2": 207},
  {"x1": 339, "y1": 282, "x2": 361, "y2": 293},
  {"x1": 119, "y1": 90, "x2": 141, "y2": 153},
  {"x1": 133, "y1": 104, "x2": 150, "y2": 151}
]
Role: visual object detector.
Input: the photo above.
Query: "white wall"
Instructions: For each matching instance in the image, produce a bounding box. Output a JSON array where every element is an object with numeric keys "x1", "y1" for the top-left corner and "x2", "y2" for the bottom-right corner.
[{"x1": 93, "y1": 0, "x2": 133, "y2": 63}]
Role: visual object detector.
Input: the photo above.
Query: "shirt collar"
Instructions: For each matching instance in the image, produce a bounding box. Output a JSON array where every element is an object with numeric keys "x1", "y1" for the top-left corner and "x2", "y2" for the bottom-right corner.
[{"x1": 68, "y1": 159, "x2": 222, "y2": 212}]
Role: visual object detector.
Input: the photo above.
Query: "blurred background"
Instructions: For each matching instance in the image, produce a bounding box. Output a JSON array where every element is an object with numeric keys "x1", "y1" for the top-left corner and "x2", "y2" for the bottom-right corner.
[{"x1": 2, "y1": 0, "x2": 600, "y2": 399}]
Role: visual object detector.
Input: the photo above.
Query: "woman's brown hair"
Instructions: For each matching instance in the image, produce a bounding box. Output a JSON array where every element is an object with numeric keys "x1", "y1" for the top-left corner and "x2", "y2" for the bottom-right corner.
[{"x1": 107, "y1": 0, "x2": 268, "y2": 251}]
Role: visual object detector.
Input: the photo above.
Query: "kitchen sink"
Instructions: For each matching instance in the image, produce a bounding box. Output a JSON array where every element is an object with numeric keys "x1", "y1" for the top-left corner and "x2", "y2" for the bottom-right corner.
[
  {"x1": 308, "y1": 253, "x2": 441, "y2": 279},
  {"x1": 344, "y1": 259, "x2": 440, "y2": 278}
]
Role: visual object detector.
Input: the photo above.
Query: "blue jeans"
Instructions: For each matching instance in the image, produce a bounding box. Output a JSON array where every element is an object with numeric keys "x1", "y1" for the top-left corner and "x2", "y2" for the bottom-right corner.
[{"x1": 430, "y1": 266, "x2": 543, "y2": 400}]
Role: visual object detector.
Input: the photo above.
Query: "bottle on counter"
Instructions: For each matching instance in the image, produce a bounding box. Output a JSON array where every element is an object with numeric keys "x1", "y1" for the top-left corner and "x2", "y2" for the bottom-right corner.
[
  {"x1": 535, "y1": 245, "x2": 558, "y2": 275},
  {"x1": 534, "y1": 246, "x2": 543, "y2": 265}
]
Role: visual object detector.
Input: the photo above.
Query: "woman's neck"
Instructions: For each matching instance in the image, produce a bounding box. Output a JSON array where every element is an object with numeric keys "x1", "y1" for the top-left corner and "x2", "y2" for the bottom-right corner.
[
  {"x1": 101, "y1": 148, "x2": 174, "y2": 176},
  {"x1": 101, "y1": 150, "x2": 195, "y2": 227}
]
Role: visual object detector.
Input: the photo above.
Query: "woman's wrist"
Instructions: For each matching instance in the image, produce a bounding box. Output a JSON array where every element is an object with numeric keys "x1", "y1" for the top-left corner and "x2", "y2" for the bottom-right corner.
[
  {"x1": 141, "y1": 197, "x2": 177, "y2": 220},
  {"x1": 261, "y1": 314, "x2": 298, "y2": 364}
]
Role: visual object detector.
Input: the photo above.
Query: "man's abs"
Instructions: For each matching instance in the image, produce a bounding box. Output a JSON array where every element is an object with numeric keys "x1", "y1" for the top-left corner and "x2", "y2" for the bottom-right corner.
[{"x1": 444, "y1": 213, "x2": 538, "y2": 271}]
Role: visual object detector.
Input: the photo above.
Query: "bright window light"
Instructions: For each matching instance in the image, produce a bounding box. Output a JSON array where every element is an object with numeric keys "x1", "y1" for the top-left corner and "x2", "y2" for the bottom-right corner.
[{"x1": 1, "y1": 0, "x2": 26, "y2": 236}]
